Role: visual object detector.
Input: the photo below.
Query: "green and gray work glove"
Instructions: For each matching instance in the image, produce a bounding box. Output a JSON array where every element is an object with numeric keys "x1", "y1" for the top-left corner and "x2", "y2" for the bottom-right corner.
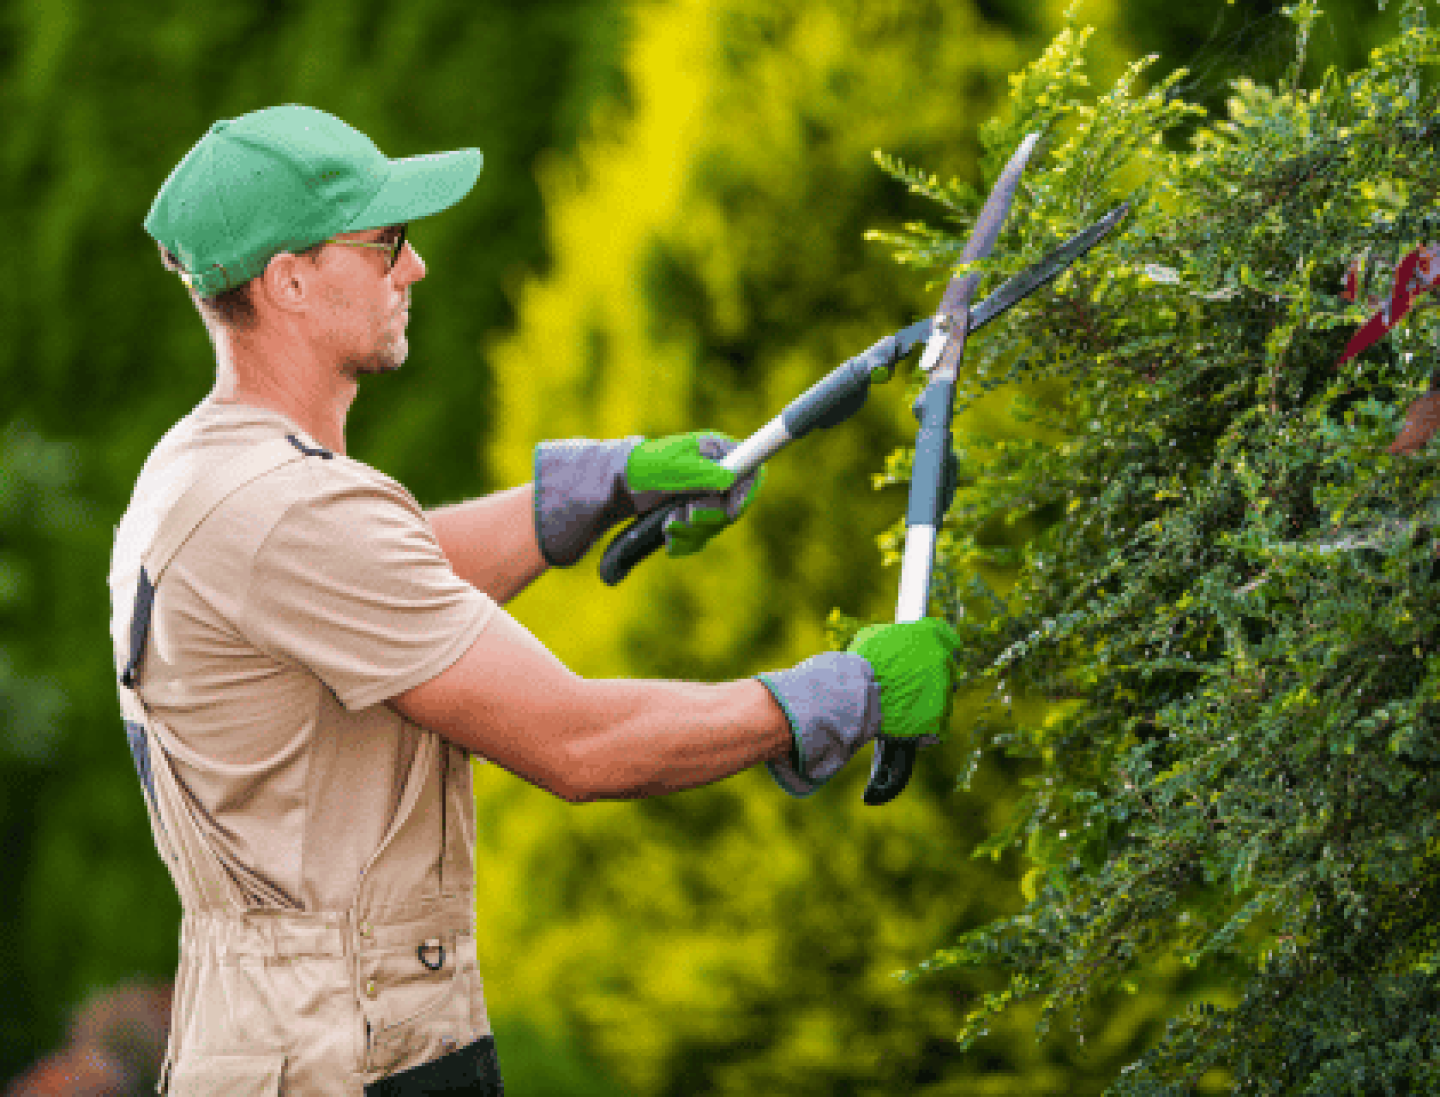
[
  {"x1": 756, "y1": 618, "x2": 963, "y2": 797},
  {"x1": 534, "y1": 432, "x2": 765, "y2": 567}
]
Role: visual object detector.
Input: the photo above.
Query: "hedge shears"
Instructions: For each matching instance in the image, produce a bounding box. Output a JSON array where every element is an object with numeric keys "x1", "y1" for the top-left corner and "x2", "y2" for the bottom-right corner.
[{"x1": 601, "y1": 133, "x2": 1129, "y2": 804}]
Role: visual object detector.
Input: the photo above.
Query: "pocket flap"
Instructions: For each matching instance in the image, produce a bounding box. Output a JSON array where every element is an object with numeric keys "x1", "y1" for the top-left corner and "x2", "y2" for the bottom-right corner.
[{"x1": 167, "y1": 1052, "x2": 285, "y2": 1096}]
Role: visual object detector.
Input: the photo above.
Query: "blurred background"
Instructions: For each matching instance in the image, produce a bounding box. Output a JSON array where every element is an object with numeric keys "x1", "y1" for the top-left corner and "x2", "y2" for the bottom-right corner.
[{"x1": 0, "y1": 0, "x2": 1401, "y2": 1093}]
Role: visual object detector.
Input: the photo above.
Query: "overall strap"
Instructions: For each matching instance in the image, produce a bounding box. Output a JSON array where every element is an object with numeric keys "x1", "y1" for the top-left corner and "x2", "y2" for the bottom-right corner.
[
  {"x1": 118, "y1": 433, "x2": 332, "y2": 913},
  {"x1": 121, "y1": 434, "x2": 330, "y2": 690}
]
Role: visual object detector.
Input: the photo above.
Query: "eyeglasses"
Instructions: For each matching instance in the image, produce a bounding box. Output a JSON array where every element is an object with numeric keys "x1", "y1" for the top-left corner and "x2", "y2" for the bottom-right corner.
[{"x1": 329, "y1": 224, "x2": 407, "y2": 273}]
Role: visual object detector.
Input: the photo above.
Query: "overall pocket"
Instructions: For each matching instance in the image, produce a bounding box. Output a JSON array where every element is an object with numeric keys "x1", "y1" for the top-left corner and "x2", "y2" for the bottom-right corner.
[
  {"x1": 362, "y1": 935, "x2": 482, "y2": 1078},
  {"x1": 166, "y1": 1051, "x2": 285, "y2": 1096}
]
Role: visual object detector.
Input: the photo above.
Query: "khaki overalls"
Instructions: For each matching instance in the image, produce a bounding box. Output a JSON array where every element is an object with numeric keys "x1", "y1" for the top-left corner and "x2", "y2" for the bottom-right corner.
[{"x1": 113, "y1": 436, "x2": 498, "y2": 1095}]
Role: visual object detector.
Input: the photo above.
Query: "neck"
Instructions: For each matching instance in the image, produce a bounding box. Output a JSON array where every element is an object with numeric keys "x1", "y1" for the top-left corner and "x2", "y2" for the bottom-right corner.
[{"x1": 208, "y1": 322, "x2": 356, "y2": 455}]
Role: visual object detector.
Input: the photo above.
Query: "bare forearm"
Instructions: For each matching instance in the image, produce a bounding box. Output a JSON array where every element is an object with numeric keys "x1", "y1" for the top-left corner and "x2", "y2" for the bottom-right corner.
[
  {"x1": 392, "y1": 607, "x2": 795, "y2": 802},
  {"x1": 565, "y1": 678, "x2": 793, "y2": 801},
  {"x1": 426, "y1": 484, "x2": 547, "y2": 604}
]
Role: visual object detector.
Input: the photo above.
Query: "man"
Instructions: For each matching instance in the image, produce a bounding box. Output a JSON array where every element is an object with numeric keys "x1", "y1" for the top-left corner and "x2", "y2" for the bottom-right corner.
[{"x1": 110, "y1": 104, "x2": 961, "y2": 1095}]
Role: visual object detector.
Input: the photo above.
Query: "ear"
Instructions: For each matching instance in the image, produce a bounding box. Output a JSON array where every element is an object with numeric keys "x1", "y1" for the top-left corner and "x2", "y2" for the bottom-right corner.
[{"x1": 255, "y1": 251, "x2": 318, "y2": 316}]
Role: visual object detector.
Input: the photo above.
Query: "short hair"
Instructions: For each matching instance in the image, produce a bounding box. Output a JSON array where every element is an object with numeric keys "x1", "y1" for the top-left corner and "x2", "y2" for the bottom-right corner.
[{"x1": 157, "y1": 241, "x2": 325, "y2": 331}]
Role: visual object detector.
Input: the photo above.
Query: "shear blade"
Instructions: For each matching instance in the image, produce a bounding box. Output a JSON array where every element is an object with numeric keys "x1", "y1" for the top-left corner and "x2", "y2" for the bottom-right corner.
[{"x1": 893, "y1": 201, "x2": 1131, "y2": 360}]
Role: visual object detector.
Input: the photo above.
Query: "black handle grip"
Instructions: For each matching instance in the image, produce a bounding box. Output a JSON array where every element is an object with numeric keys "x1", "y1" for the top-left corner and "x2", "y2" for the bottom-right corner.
[
  {"x1": 598, "y1": 505, "x2": 676, "y2": 586},
  {"x1": 863, "y1": 737, "x2": 918, "y2": 805}
]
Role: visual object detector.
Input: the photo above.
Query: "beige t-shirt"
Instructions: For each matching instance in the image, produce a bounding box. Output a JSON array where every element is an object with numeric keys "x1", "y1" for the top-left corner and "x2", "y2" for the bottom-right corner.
[{"x1": 108, "y1": 398, "x2": 498, "y2": 911}]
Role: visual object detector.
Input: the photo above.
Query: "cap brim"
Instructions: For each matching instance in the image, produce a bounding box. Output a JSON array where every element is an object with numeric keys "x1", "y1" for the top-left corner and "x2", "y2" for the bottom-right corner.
[{"x1": 345, "y1": 148, "x2": 482, "y2": 230}]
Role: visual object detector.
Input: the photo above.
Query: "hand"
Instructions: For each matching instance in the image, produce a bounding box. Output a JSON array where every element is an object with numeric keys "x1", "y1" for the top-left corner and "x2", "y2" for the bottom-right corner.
[
  {"x1": 533, "y1": 431, "x2": 764, "y2": 568},
  {"x1": 753, "y1": 617, "x2": 961, "y2": 798},
  {"x1": 625, "y1": 432, "x2": 765, "y2": 557},
  {"x1": 846, "y1": 618, "x2": 962, "y2": 745}
]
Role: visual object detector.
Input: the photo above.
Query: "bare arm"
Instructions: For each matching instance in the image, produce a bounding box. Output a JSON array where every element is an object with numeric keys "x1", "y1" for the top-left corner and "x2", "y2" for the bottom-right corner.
[
  {"x1": 426, "y1": 484, "x2": 547, "y2": 604},
  {"x1": 390, "y1": 607, "x2": 793, "y2": 802}
]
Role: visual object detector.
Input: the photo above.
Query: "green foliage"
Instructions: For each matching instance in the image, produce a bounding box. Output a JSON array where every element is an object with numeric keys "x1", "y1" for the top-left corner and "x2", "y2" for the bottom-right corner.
[
  {"x1": 873, "y1": 0, "x2": 1440, "y2": 1088},
  {"x1": 0, "y1": 423, "x2": 90, "y2": 1075},
  {"x1": 0, "y1": 424, "x2": 80, "y2": 766}
]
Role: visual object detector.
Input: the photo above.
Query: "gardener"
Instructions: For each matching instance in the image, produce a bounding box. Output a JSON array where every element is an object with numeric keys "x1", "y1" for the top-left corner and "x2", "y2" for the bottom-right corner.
[{"x1": 109, "y1": 104, "x2": 961, "y2": 1096}]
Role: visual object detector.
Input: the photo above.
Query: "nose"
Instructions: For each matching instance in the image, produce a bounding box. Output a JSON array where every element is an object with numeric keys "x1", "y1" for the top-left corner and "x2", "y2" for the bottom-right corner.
[{"x1": 397, "y1": 241, "x2": 425, "y2": 285}]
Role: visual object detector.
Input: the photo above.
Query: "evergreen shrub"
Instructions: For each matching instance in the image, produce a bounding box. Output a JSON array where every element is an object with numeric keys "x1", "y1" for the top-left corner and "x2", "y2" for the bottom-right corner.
[{"x1": 862, "y1": 1, "x2": 1440, "y2": 1090}]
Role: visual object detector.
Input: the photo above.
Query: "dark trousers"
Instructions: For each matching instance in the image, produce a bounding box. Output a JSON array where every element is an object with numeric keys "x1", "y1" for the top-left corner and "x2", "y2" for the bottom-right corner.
[{"x1": 364, "y1": 1037, "x2": 503, "y2": 1095}]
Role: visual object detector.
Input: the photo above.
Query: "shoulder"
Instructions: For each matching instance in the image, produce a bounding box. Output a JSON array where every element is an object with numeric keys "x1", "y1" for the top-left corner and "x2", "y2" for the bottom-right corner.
[
  {"x1": 234, "y1": 446, "x2": 458, "y2": 608},
  {"x1": 234, "y1": 447, "x2": 493, "y2": 711},
  {"x1": 249, "y1": 448, "x2": 431, "y2": 551}
]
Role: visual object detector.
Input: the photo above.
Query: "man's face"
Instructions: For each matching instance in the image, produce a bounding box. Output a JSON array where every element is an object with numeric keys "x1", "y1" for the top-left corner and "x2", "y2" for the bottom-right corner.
[{"x1": 309, "y1": 225, "x2": 425, "y2": 379}]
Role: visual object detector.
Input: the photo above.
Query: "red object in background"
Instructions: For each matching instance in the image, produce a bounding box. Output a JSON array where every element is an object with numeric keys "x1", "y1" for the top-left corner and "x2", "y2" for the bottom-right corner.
[
  {"x1": 3, "y1": 982, "x2": 171, "y2": 1097},
  {"x1": 1389, "y1": 377, "x2": 1440, "y2": 456},
  {"x1": 1338, "y1": 244, "x2": 1440, "y2": 366},
  {"x1": 3, "y1": 1047, "x2": 131, "y2": 1097}
]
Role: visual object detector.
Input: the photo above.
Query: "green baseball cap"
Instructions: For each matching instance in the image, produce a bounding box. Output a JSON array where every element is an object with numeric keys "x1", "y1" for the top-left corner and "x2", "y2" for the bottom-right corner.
[{"x1": 145, "y1": 104, "x2": 482, "y2": 296}]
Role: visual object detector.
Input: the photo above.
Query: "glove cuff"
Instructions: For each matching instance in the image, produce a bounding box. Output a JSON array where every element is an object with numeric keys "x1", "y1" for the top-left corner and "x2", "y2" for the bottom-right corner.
[
  {"x1": 533, "y1": 437, "x2": 643, "y2": 567},
  {"x1": 755, "y1": 652, "x2": 881, "y2": 798}
]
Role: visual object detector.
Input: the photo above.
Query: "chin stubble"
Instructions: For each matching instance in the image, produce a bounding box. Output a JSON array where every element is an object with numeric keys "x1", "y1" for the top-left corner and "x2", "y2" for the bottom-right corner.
[{"x1": 345, "y1": 354, "x2": 403, "y2": 378}]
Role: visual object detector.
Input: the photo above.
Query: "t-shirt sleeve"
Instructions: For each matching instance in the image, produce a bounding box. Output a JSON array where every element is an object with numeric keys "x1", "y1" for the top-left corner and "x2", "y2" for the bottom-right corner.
[{"x1": 242, "y1": 465, "x2": 498, "y2": 711}]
